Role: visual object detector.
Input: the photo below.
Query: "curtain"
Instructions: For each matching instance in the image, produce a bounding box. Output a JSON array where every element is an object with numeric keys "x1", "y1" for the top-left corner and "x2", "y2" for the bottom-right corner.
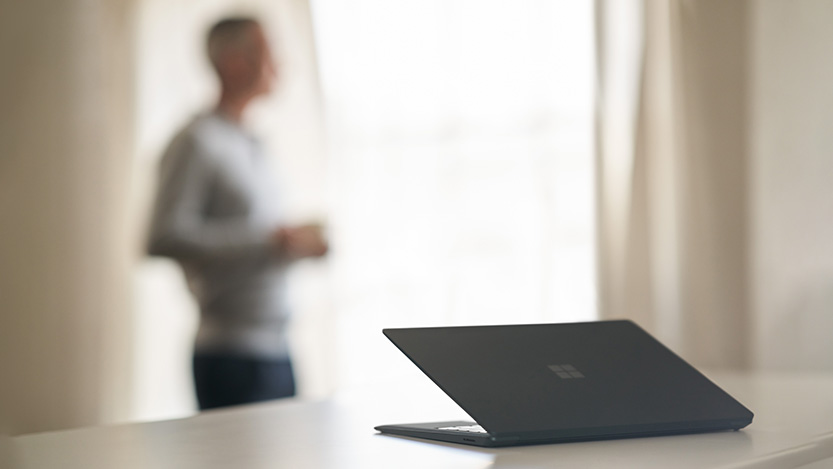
[
  {"x1": 595, "y1": 0, "x2": 752, "y2": 369},
  {"x1": 0, "y1": 0, "x2": 135, "y2": 434}
]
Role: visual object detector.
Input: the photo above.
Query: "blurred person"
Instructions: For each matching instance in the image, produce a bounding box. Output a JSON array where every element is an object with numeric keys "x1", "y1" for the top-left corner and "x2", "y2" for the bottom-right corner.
[{"x1": 147, "y1": 17, "x2": 327, "y2": 410}]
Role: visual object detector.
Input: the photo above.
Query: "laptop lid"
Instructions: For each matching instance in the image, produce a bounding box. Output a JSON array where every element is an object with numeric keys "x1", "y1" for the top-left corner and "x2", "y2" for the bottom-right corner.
[{"x1": 382, "y1": 320, "x2": 753, "y2": 438}]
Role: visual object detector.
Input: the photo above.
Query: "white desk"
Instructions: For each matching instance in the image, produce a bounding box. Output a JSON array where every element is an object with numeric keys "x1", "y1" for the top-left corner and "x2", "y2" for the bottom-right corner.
[{"x1": 12, "y1": 371, "x2": 833, "y2": 468}]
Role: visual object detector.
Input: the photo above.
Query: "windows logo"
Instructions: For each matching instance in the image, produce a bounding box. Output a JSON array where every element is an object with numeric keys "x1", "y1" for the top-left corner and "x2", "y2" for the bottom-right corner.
[{"x1": 548, "y1": 364, "x2": 585, "y2": 379}]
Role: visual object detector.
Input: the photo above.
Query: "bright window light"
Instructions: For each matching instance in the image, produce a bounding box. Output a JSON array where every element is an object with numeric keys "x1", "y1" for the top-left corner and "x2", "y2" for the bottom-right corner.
[{"x1": 311, "y1": 0, "x2": 597, "y2": 386}]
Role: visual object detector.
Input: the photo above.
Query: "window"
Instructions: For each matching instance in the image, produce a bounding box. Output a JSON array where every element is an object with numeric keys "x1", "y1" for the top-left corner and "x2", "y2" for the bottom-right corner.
[{"x1": 311, "y1": 0, "x2": 597, "y2": 387}]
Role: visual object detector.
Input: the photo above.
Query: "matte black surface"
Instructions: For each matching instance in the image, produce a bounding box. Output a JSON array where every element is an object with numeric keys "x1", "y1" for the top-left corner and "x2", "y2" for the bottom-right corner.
[
  {"x1": 378, "y1": 320, "x2": 753, "y2": 445},
  {"x1": 375, "y1": 421, "x2": 498, "y2": 447}
]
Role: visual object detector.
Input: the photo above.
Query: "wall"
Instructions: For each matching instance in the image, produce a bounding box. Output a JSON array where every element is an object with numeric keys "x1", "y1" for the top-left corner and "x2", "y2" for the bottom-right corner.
[{"x1": 750, "y1": 0, "x2": 833, "y2": 370}]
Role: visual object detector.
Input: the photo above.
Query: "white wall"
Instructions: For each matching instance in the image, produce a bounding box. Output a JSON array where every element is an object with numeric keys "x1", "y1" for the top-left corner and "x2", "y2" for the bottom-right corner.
[{"x1": 751, "y1": 0, "x2": 833, "y2": 371}]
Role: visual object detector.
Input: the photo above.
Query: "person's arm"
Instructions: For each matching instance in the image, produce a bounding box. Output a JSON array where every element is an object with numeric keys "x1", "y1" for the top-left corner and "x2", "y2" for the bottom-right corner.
[
  {"x1": 146, "y1": 134, "x2": 279, "y2": 265},
  {"x1": 279, "y1": 224, "x2": 329, "y2": 260}
]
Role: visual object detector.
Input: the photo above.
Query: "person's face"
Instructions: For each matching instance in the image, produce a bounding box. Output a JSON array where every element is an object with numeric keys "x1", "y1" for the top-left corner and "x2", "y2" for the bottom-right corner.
[
  {"x1": 245, "y1": 25, "x2": 278, "y2": 97},
  {"x1": 224, "y1": 24, "x2": 277, "y2": 98}
]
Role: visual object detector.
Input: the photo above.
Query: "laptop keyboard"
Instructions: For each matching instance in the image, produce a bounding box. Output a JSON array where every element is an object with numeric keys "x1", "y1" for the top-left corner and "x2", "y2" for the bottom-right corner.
[{"x1": 437, "y1": 424, "x2": 487, "y2": 434}]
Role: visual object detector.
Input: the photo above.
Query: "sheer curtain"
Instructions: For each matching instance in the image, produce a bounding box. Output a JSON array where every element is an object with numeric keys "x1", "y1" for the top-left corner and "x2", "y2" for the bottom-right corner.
[{"x1": 595, "y1": 0, "x2": 752, "y2": 368}]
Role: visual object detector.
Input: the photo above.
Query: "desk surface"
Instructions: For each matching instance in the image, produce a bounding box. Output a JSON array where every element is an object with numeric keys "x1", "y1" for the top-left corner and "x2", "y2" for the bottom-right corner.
[{"x1": 12, "y1": 370, "x2": 833, "y2": 468}]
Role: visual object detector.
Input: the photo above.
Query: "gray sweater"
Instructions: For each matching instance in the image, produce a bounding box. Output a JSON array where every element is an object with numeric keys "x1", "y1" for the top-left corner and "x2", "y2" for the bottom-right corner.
[{"x1": 147, "y1": 113, "x2": 291, "y2": 359}]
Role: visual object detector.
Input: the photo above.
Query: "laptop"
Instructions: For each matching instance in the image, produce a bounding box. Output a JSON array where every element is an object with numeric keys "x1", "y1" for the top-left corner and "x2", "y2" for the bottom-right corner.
[{"x1": 375, "y1": 320, "x2": 753, "y2": 447}]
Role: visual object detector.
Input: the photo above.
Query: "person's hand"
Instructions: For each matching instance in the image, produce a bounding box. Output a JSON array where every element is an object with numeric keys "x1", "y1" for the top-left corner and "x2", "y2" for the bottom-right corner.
[{"x1": 273, "y1": 224, "x2": 328, "y2": 260}]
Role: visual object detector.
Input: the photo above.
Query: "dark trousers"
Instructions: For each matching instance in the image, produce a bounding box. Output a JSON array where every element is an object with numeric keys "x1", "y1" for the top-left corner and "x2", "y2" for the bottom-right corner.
[{"x1": 192, "y1": 354, "x2": 296, "y2": 411}]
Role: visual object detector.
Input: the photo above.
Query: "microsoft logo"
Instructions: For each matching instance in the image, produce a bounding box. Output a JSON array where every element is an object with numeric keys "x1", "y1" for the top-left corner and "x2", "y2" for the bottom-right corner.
[{"x1": 548, "y1": 364, "x2": 585, "y2": 379}]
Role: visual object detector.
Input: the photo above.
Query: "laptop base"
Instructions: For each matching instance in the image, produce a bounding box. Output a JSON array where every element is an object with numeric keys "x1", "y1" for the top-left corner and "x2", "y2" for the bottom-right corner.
[{"x1": 376, "y1": 420, "x2": 746, "y2": 448}]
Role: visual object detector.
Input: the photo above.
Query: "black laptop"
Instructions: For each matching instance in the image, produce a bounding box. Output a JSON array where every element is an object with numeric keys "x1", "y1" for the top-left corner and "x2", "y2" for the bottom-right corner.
[{"x1": 375, "y1": 320, "x2": 753, "y2": 447}]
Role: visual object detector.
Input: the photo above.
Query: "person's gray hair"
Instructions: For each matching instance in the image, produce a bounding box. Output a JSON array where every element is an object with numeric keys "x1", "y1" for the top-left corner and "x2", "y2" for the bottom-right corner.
[{"x1": 206, "y1": 17, "x2": 259, "y2": 69}]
